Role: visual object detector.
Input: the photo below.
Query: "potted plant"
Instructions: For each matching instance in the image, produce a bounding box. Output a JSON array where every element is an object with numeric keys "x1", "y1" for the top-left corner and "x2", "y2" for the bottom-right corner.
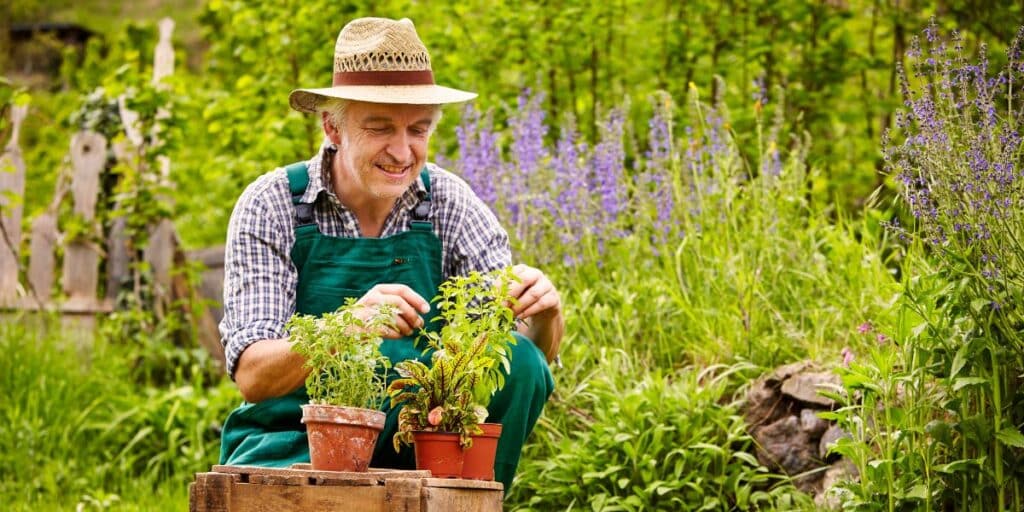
[
  {"x1": 288, "y1": 299, "x2": 395, "y2": 472},
  {"x1": 388, "y1": 268, "x2": 518, "y2": 479}
]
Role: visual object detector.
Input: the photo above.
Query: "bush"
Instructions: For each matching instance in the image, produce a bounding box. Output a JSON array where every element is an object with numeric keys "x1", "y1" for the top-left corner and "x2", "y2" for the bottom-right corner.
[{"x1": 510, "y1": 356, "x2": 811, "y2": 511}]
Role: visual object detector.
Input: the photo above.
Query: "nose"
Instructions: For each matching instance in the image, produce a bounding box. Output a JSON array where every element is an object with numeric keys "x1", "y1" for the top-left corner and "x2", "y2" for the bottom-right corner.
[{"x1": 385, "y1": 131, "x2": 413, "y2": 164}]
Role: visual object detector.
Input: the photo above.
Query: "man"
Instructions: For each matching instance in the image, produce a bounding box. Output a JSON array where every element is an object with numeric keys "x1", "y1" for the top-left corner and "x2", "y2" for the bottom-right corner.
[{"x1": 217, "y1": 17, "x2": 562, "y2": 491}]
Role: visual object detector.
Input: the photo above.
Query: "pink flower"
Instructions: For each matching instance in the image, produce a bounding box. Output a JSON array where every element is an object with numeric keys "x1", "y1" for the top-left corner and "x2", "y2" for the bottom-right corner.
[
  {"x1": 876, "y1": 333, "x2": 889, "y2": 345},
  {"x1": 841, "y1": 347, "x2": 855, "y2": 367},
  {"x1": 427, "y1": 406, "x2": 443, "y2": 427},
  {"x1": 857, "y1": 322, "x2": 872, "y2": 334}
]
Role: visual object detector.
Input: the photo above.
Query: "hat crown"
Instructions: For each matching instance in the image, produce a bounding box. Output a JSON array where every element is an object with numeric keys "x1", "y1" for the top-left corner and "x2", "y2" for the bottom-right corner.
[{"x1": 334, "y1": 17, "x2": 431, "y2": 73}]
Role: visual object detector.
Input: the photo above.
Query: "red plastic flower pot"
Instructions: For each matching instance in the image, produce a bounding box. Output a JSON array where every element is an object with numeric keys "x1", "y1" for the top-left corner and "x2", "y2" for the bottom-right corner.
[
  {"x1": 462, "y1": 422, "x2": 502, "y2": 480},
  {"x1": 412, "y1": 431, "x2": 465, "y2": 478},
  {"x1": 301, "y1": 404, "x2": 386, "y2": 472}
]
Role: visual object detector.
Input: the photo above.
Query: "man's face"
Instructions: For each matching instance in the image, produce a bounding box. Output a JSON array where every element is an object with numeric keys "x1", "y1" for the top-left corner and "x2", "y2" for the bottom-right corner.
[{"x1": 330, "y1": 101, "x2": 437, "y2": 205}]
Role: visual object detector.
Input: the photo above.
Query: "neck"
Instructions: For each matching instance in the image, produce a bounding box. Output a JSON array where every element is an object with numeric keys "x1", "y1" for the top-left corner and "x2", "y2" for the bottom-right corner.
[{"x1": 330, "y1": 155, "x2": 395, "y2": 238}]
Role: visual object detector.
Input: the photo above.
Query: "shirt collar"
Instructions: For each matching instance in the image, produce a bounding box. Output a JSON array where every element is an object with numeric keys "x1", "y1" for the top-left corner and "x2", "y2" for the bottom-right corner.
[{"x1": 301, "y1": 138, "x2": 427, "y2": 213}]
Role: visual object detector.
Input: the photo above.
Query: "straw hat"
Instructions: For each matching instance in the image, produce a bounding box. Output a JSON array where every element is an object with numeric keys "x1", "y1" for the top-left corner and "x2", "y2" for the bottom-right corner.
[{"x1": 289, "y1": 17, "x2": 477, "y2": 113}]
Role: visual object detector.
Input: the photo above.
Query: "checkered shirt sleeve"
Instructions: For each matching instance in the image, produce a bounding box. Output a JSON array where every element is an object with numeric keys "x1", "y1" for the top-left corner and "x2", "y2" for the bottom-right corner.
[{"x1": 219, "y1": 154, "x2": 510, "y2": 379}]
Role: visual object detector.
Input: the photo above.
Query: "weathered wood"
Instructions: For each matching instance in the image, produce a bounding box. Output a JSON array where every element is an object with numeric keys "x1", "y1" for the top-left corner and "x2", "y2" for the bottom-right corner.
[
  {"x1": 230, "y1": 483, "x2": 386, "y2": 512},
  {"x1": 143, "y1": 19, "x2": 176, "y2": 312},
  {"x1": 0, "y1": 104, "x2": 27, "y2": 305},
  {"x1": 190, "y1": 472, "x2": 235, "y2": 512},
  {"x1": 105, "y1": 216, "x2": 129, "y2": 301},
  {"x1": 421, "y1": 485, "x2": 503, "y2": 512},
  {"x1": 27, "y1": 211, "x2": 57, "y2": 302},
  {"x1": 190, "y1": 465, "x2": 502, "y2": 512},
  {"x1": 145, "y1": 218, "x2": 176, "y2": 311},
  {"x1": 153, "y1": 18, "x2": 175, "y2": 86},
  {"x1": 185, "y1": 245, "x2": 227, "y2": 366},
  {"x1": 384, "y1": 478, "x2": 423, "y2": 512},
  {"x1": 62, "y1": 132, "x2": 106, "y2": 309},
  {"x1": 172, "y1": 245, "x2": 226, "y2": 369}
]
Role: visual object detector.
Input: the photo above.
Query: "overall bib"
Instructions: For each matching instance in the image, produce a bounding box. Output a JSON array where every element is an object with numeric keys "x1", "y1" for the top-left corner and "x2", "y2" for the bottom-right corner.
[{"x1": 219, "y1": 163, "x2": 554, "y2": 489}]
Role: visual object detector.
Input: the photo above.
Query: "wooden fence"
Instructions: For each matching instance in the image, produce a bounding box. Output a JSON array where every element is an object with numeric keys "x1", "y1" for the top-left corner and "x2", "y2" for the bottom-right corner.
[{"x1": 0, "y1": 18, "x2": 225, "y2": 368}]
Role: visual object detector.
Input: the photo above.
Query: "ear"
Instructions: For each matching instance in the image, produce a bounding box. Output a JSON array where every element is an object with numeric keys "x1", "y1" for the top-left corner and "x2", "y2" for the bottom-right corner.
[{"x1": 322, "y1": 111, "x2": 342, "y2": 146}]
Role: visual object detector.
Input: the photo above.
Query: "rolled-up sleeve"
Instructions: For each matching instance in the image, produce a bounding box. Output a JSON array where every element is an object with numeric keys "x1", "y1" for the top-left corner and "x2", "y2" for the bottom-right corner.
[{"x1": 219, "y1": 171, "x2": 296, "y2": 379}]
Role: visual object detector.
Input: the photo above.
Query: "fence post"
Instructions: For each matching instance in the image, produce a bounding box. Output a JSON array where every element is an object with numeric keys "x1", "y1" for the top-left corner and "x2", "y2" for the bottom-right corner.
[
  {"x1": 62, "y1": 131, "x2": 106, "y2": 311},
  {"x1": 145, "y1": 17, "x2": 177, "y2": 312},
  {"x1": 0, "y1": 104, "x2": 27, "y2": 306}
]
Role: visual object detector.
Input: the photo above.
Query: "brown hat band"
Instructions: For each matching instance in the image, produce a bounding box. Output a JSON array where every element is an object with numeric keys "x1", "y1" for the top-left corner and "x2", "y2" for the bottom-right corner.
[{"x1": 333, "y1": 70, "x2": 435, "y2": 86}]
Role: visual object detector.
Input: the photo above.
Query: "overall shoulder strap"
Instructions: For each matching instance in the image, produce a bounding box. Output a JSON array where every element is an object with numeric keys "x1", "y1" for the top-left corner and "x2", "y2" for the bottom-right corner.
[
  {"x1": 283, "y1": 162, "x2": 315, "y2": 226},
  {"x1": 410, "y1": 167, "x2": 433, "y2": 231}
]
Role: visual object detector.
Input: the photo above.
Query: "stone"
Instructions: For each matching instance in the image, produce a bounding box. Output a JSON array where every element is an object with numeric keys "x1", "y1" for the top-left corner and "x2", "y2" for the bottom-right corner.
[
  {"x1": 780, "y1": 371, "x2": 841, "y2": 407},
  {"x1": 819, "y1": 424, "x2": 850, "y2": 461},
  {"x1": 800, "y1": 408, "x2": 829, "y2": 437}
]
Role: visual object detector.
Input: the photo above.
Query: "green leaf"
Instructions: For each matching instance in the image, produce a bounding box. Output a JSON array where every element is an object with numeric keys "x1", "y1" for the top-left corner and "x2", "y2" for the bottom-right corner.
[
  {"x1": 952, "y1": 377, "x2": 988, "y2": 392},
  {"x1": 996, "y1": 426, "x2": 1024, "y2": 448}
]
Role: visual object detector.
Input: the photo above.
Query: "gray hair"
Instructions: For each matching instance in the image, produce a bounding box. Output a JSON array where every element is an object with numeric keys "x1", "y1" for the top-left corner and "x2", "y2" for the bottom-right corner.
[{"x1": 317, "y1": 98, "x2": 443, "y2": 133}]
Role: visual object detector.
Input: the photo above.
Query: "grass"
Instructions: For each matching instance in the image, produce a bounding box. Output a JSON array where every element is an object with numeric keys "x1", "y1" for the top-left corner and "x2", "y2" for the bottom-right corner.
[{"x1": 0, "y1": 314, "x2": 238, "y2": 511}]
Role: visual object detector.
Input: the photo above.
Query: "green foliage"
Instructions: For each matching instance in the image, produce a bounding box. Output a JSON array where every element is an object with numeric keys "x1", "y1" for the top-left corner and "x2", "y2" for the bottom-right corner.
[
  {"x1": 510, "y1": 357, "x2": 812, "y2": 511},
  {"x1": 824, "y1": 23, "x2": 1024, "y2": 512},
  {"x1": 0, "y1": 317, "x2": 238, "y2": 511},
  {"x1": 389, "y1": 268, "x2": 517, "y2": 449},
  {"x1": 287, "y1": 298, "x2": 393, "y2": 408}
]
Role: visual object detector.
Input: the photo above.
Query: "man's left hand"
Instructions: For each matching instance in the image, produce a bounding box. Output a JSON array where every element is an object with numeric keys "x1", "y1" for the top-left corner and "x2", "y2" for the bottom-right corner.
[{"x1": 509, "y1": 264, "x2": 561, "y2": 322}]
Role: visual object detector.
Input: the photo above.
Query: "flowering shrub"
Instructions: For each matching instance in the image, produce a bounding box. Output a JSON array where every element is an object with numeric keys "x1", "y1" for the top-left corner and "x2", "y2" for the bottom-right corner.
[
  {"x1": 829, "y1": 20, "x2": 1024, "y2": 511},
  {"x1": 885, "y1": 22, "x2": 1024, "y2": 354}
]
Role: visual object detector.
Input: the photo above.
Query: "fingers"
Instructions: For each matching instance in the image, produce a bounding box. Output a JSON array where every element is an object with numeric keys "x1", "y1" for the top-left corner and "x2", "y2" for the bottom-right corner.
[
  {"x1": 356, "y1": 284, "x2": 430, "y2": 337},
  {"x1": 509, "y1": 264, "x2": 561, "y2": 320}
]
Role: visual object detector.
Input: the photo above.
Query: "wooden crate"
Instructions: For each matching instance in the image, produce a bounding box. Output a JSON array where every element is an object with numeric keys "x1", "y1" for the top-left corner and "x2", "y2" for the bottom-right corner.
[{"x1": 189, "y1": 465, "x2": 504, "y2": 512}]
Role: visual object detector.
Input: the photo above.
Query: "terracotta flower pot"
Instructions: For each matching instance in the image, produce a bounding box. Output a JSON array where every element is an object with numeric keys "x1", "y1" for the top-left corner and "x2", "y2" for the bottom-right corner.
[
  {"x1": 462, "y1": 422, "x2": 502, "y2": 480},
  {"x1": 301, "y1": 404, "x2": 385, "y2": 472},
  {"x1": 412, "y1": 431, "x2": 465, "y2": 478}
]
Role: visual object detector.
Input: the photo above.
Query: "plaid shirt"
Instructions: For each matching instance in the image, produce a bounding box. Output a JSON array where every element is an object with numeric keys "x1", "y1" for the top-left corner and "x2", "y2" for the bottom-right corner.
[{"x1": 220, "y1": 142, "x2": 511, "y2": 378}]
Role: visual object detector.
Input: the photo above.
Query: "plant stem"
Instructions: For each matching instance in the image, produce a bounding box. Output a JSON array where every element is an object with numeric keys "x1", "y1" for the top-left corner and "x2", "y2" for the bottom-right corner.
[{"x1": 991, "y1": 346, "x2": 1005, "y2": 512}]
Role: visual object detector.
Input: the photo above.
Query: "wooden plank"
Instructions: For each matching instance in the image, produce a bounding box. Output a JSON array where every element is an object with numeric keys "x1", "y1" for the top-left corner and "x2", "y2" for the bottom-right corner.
[
  {"x1": 421, "y1": 486, "x2": 503, "y2": 512},
  {"x1": 27, "y1": 211, "x2": 57, "y2": 304},
  {"x1": 104, "y1": 216, "x2": 129, "y2": 301},
  {"x1": 62, "y1": 131, "x2": 106, "y2": 308},
  {"x1": 384, "y1": 478, "x2": 423, "y2": 512},
  {"x1": 230, "y1": 483, "x2": 386, "y2": 512},
  {"x1": 190, "y1": 472, "x2": 235, "y2": 512},
  {"x1": 422, "y1": 478, "x2": 503, "y2": 491},
  {"x1": 211, "y1": 464, "x2": 429, "y2": 485},
  {"x1": 153, "y1": 18, "x2": 175, "y2": 85},
  {"x1": 0, "y1": 104, "x2": 27, "y2": 306}
]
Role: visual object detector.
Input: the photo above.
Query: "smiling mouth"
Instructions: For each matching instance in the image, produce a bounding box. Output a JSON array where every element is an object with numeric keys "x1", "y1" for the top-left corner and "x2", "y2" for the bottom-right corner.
[{"x1": 376, "y1": 163, "x2": 411, "y2": 176}]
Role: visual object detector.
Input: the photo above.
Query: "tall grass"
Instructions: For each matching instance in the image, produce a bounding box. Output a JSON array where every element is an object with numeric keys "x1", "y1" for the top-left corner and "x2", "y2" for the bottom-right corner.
[{"x1": 0, "y1": 316, "x2": 238, "y2": 511}]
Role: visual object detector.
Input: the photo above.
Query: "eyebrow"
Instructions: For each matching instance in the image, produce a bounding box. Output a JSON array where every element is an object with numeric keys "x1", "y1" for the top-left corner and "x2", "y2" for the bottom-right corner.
[{"x1": 362, "y1": 115, "x2": 434, "y2": 126}]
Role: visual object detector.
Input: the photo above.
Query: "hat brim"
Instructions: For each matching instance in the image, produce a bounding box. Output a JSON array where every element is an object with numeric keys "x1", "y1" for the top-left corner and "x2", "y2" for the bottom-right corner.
[{"x1": 289, "y1": 85, "x2": 477, "y2": 113}]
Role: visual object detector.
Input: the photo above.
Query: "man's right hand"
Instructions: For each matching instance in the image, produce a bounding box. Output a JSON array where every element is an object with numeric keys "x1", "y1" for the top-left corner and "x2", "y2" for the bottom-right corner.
[{"x1": 355, "y1": 284, "x2": 430, "y2": 337}]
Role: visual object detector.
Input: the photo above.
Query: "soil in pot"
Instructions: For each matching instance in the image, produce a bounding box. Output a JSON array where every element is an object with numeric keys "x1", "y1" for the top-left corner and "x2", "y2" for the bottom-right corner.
[
  {"x1": 302, "y1": 404, "x2": 386, "y2": 472},
  {"x1": 413, "y1": 431, "x2": 465, "y2": 478},
  {"x1": 462, "y1": 423, "x2": 502, "y2": 480}
]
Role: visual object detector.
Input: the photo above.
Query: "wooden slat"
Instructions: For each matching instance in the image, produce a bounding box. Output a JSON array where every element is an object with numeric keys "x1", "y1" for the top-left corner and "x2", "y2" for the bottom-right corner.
[
  {"x1": 421, "y1": 486, "x2": 503, "y2": 512},
  {"x1": 230, "y1": 483, "x2": 386, "y2": 512},
  {"x1": 211, "y1": 464, "x2": 430, "y2": 485},
  {"x1": 422, "y1": 478, "x2": 503, "y2": 491},
  {"x1": 190, "y1": 466, "x2": 501, "y2": 512},
  {"x1": 189, "y1": 472, "x2": 235, "y2": 512},
  {"x1": 384, "y1": 477, "x2": 423, "y2": 512},
  {"x1": 27, "y1": 211, "x2": 56, "y2": 303},
  {"x1": 62, "y1": 131, "x2": 106, "y2": 309},
  {"x1": 0, "y1": 104, "x2": 27, "y2": 306}
]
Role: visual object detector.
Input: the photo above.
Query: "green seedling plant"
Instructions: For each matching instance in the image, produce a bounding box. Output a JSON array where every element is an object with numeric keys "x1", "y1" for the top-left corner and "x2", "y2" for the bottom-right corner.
[
  {"x1": 390, "y1": 267, "x2": 518, "y2": 449},
  {"x1": 288, "y1": 299, "x2": 396, "y2": 409}
]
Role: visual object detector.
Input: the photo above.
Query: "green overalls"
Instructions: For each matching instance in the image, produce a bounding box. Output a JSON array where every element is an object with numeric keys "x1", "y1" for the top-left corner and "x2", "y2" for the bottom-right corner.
[{"x1": 219, "y1": 163, "x2": 554, "y2": 490}]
